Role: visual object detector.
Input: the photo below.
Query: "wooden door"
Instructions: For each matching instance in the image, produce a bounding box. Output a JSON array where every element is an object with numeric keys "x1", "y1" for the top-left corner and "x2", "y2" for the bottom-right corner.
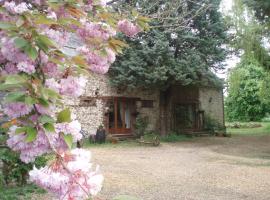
[
  {"x1": 174, "y1": 103, "x2": 198, "y2": 131},
  {"x1": 108, "y1": 97, "x2": 132, "y2": 134}
]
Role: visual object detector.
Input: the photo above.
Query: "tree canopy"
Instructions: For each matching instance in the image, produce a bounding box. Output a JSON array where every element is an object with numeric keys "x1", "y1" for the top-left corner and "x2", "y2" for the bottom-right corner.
[
  {"x1": 109, "y1": 0, "x2": 228, "y2": 90},
  {"x1": 244, "y1": 0, "x2": 270, "y2": 24},
  {"x1": 224, "y1": 0, "x2": 270, "y2": 122},
  {"x1": 231, "y1": 0, "x2": 270, "y2": 70},
  {"x1": 225, "y1": 57, "x2": 270, "y2": 121}
]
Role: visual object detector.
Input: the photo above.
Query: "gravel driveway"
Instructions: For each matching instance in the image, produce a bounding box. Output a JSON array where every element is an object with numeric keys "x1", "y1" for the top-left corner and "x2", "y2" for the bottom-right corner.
[{"x1": 89, "y1": 135, "x2": 270, "y2": 200}]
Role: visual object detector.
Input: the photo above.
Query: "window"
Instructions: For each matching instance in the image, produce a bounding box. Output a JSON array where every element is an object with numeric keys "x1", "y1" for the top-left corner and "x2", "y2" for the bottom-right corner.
[
  {"x1": 141, "y1": 100, "x2": 154, "y2": 108},
  {"x1": 79, "y1": 98, "x2": 96, "y2": 107}
]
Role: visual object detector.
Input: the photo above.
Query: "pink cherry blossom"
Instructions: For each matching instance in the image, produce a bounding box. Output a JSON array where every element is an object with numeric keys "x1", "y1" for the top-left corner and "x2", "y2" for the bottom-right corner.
[
  {"x1": 29, "y1": 149, "x2": 104, "y2": 199},
  {"x1": 77, "y1": 22, "x2": 111, "y2": 41},
  {"x1": 4, "y1": 102, "x2": 32, "y2": 118},
  {"x1": 3, "y1": 2, "x2": 29, "y2": 14},
  {"x1": 33, "y1": 0, "x2": 46, "y2": 6},
  {"x1": 7, "y1": 127, "x2": 51, "y2": 163},
  {"x1": 47, "y1": 11, "x2": 57, "y2": 20},
  {"x1": 94, "y1": 0, "x2": 108, "y2": 7},
  {"x1": 76, "y1": 48, "x2": 111, "y2": 74},
  {"x1": 40, "y1": 51, "x2": 49, "y2": 64},
  {"x1": 87, "y1": 52, "x2": 110, "y2": 74},
  {"x1": 0, "y1": 1, "x2": 143, "y2": 199},
  {"x1": 55, "y1": 120, "x2": 82, "y2": 142},
  {"x1": 60, "y1": 76, "x2": 87, "y2": 97},
  {"x1": 85, "y1": 0, "x2": 107, "y2": 9},
  {"x1": 17, "y1": 61, "x2": 36, "y2": 74},
  {"x1": 0, "y1": 52, "x2": 6, "y2": 64},
  {"x1": 106, "y1": 48, "x2": 116, "y2": 63},
  {"x1": 29, "y1": 166, "x2": 69, "y2": 197},
  {"x1": 29, "y1": 114, "x2": 39, "y2": 123},
  {"x1": 47, "y1": 133, "x2": 69, "y2": 151},
  {"x1": 35, "y1": 104, "x2": 52, "y2": 115},
  {"x1": 1, "y1": 37, "x2": 29, "y2": 63},
  {"x1": 2, "y1": 63, "x2": 19, "y2": 75},
  {"x1": 90, "y1": 63, "x2": 110, "y2": 74},
  {"x1": 118, "y1": 19, "x2": 141, "y2": 37},
  {"x1": 42, "y1": 62, "x2": 61, "y2": 78},
  {"x1": 45, "y1": 78, "x2": 60, "y2": 93},
  {"x1": 43, "y1": 28, "x2": 69, "y2": 48}
]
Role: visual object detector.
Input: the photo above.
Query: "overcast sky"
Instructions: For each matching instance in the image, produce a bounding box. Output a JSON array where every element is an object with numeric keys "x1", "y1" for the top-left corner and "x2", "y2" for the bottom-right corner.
[
  {"x1": 215, "y1": 0, "x2": 240, "y2": 80},
  {"x1": 220, "y1": 0, "x2": 233, "y2": 13}
]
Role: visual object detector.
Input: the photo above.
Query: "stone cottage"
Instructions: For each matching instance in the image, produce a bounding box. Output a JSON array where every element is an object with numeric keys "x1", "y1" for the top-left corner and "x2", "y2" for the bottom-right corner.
[{"x1": 67, "y1": 73, "x2": 225, "y2": 137}]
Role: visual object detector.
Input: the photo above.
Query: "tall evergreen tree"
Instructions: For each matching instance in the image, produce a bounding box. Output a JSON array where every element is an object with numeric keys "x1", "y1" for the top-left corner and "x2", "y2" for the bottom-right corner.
[{"x1": 109, "y1": 0, "x2": 228, "y2": 90}]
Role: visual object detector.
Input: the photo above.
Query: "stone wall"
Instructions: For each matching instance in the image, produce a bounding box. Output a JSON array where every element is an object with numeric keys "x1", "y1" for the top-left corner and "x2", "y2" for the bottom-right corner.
[
  {"x1": 69, "y1": 99, "x2": 106, "y2": 135},
  {"x1": 66, "y1": 74, "x2": 225, "y2": 135},
  {"x1": 69, "y1": 73, "x2": 160, "y2": 135},
  {"x1": 199, "y1": 87, "x2": 224, "y2": 126}
]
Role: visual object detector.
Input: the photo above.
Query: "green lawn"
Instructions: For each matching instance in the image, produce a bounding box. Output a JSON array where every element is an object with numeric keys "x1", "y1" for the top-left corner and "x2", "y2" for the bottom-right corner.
[
  {"x1": 0, "y1": 184, "x2": 46, "y2": 200},
  {"x1": 82, "y1": 139, "x2": 141, "y2": 148},
  {"x1": 226, "y1": 122, "x2": 270, "y2": 135}
]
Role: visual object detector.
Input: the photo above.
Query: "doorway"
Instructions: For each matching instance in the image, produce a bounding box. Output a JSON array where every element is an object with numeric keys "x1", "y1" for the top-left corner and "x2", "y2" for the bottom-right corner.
[
  {"x1": 108, "y1": 97, "x2": 133, "y2": 134},
  {"x1": 174, "y1": 103, "x2": 198, "y2": 131}
]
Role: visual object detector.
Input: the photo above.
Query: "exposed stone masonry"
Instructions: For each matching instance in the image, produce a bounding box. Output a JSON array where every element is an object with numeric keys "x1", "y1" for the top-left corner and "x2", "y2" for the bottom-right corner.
[{"x1": 68, "y1": 73, "x2": 224, "y2": 135}]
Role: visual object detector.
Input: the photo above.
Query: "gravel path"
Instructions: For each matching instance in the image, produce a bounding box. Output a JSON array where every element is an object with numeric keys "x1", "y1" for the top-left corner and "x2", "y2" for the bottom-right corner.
[{"x1": 89, "y1": 135, "x2": 270, "y2": 200}]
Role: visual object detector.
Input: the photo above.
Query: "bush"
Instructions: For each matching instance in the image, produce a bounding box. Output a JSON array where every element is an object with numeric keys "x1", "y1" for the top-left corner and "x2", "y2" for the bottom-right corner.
[
  {"x1": 134, "y1": 116, "x2": 149, "y2": 137},
  {"x1": 261, "y1": 117, "x2": 270, "y2": 122},
  {"x1": 142, "y1": 131, "x2": 159, "y2": 141},
  {"x1": 225, "y1": 59, "x2": 270, "y2": 122},
  {"x1": 0, "y1": 184, "x2": 46, "y2": 200},
  {"x1": 261, "y1": 114, "x2": 270, "y2": 122},
  {"x1": 226, "y1": 122, "x2": 262, "y2": 129},
  {"x1": 0, "y1": 133, "x2": 47, "y2": 186},
  {"x1": 204, "y1": 115, "x2": 224, "y2": 133}
]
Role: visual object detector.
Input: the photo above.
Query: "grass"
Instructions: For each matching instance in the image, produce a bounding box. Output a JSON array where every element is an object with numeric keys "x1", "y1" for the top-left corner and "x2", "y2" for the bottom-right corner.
[
  {"x1": 160, "y1": 133, "x2": 192, "y2": 143},
  {"x1": 82, "y1": 139, "x2": 141, "y2": 148},
  {"x1": 0, "y1": 184, "x2": 46, "y2": 200},
  {"x1": 226, "y1": 122, "x2": 270, "y2": 136},
  {"x1": 81, "y1": 133, "x2": 193, "y2": 148}
]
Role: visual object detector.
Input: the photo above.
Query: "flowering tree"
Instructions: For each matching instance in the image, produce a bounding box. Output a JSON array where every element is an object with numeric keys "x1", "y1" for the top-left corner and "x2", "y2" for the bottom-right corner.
[{"x1": 0, "y1": 1, "x2": 147, "y2": 199}]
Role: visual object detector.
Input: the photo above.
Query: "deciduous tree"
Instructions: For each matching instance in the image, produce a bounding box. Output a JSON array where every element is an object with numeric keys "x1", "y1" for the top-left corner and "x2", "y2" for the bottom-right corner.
[
  {"x1": 0, "y1": 1, "x2": 145, "y2": 199},
  {"x1": 225, "y1": 57, "x2": 270, "y2": 121}
]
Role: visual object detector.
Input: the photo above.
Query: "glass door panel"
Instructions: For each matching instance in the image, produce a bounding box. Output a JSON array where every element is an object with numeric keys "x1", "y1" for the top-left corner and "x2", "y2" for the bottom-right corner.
[
  {"x1": 108, "y1": 98, "x2": 132, "y2": 134},
  {"x1": 117, "y1": 100, "x2": 124, "y2": 128},
  {"x1": 108, "y1": 101, "x2": 115, "y2": 129},
  {"x1": 125, "y1": 102, "x2": 131, "y2": 128}
]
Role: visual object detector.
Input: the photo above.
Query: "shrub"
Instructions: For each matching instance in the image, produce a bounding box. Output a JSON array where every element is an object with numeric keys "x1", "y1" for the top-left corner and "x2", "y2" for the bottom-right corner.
[
  {"x1": 226, "y1": 122, "x2": 262, "y2": 129},
  {"x1": 0, "y1": 184, "x2": 46, "y2": 200},
  {"x1": 0, "y1": 133, "x2": 47, "y2": 186},
  {"x1": 134, "y1": 116, "x2": 149, "y2": 137},
  {"x1": 261, "y1": 114, "x2": 270, "y2": 122},
  {"x1": 204, "y1": 115, "x2": 224, "y2": 133},
  {"x1": 142, "y1": 131, "x2": 158, "y2": 141}
]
